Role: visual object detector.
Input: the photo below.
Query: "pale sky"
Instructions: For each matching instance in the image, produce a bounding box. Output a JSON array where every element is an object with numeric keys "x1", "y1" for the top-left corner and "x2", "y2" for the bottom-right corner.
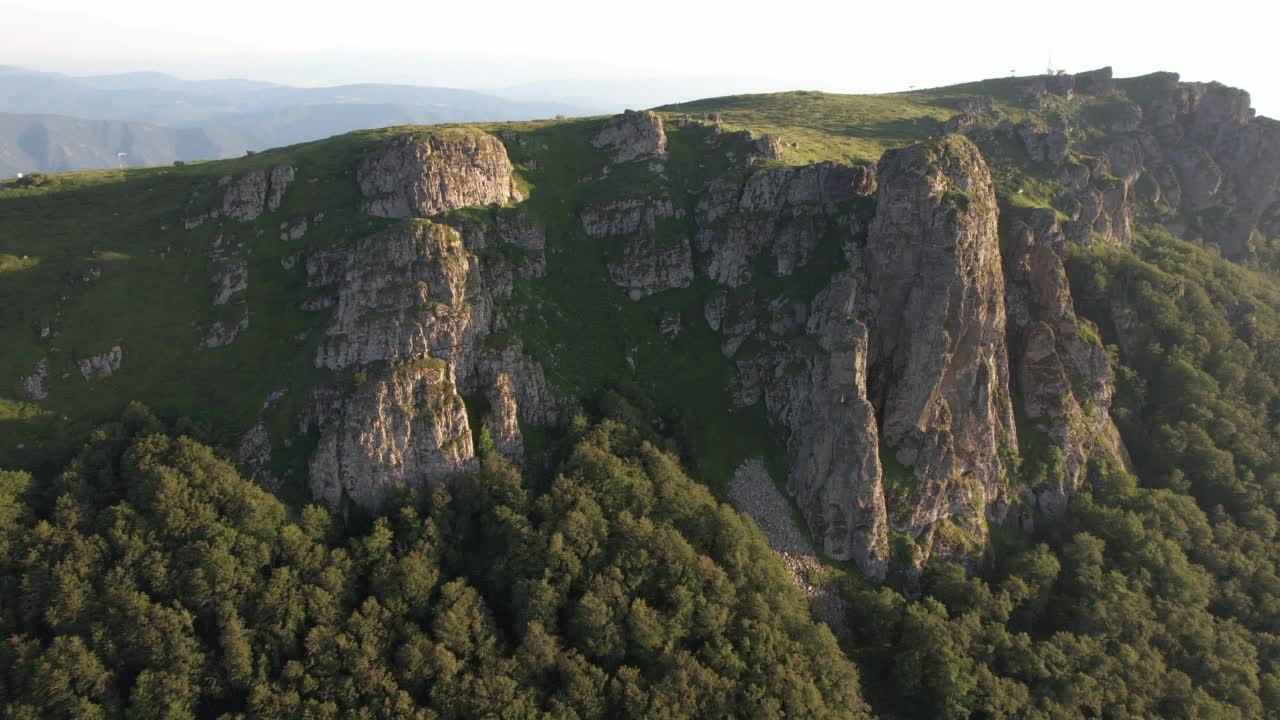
[{"x1": 2, "y1": 0, "x2": 1275, "y2": 116}]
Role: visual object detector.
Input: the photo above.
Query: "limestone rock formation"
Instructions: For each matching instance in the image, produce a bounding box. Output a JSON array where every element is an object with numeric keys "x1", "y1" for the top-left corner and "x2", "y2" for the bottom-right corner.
[
  {"x1": 473, "y1": 344, "x2": 558, "y2": 426},
  {"x1": 308, "y1": 221, "x2": 479, "y2": 371},
  {"x1": 20, "y1": 358, "x2": 48, "y2": 400},
  {"x1": 203, "y1": 317, "x2": 248, "y2": 349},
  {"x1": 210, "y1": 255, "x2": 247, "y2": 306},
  {"x1": 592, "y1": 110, "x2": 667, "y2": 162},
  {"x1": 302, "y1": 215, "x2": 556, "y2": 510},
  {"x1": 266, "y1": 166, "x2": 294, "y2": 212},
  {"x1": 607, "y1": 233, "x2": 695, "y2": 299},
  {"x1": 448, "y1": 209, "x2": 548, "y2": 296},
  {"x1": 1016, "y1": 66, "x2": 1116, "y2": 102},
  {"x1": 694, "y1": 161, "x2": 874, "y2": 287},
  {"x1": 1076, "y1": 72, "x2": 1280, "y2": 259},
  {"x1": 78, "y1": 346, "x2": 123, "y2": 381},
  {"x1": 580, "y1": 197, "x2": 680, "y2": 238},
  {"x1": 581, "y1": 197, "x2": 694, "y2": 298},
  {"x1": 1003, "y1": 209, "x2": 1128, "y2": 515},
  {"x1": 764, "y1": 273, "x2": 888, "y2": 578},
  {"x1": 220, "y1": 166, "x2": 293, "y2": 222},
  {"x1": 310, "y1": 360, "x2": 475, "y2": 510},
  {"x1": 358, "y1": 132, "x2": 522, "y2": 219},
  {"x1": 202, "y1": 233, "x2": 250, "y2": 349},
  {"x1": 1009, "y1": 119, "x2": 1068, "y2": 164},
  {"x1": 866, "y1": 135, "x2": 1016, "y2": 537},
  {"x1": 483, "y1": 372, "x2": 523, "y2": 464}
]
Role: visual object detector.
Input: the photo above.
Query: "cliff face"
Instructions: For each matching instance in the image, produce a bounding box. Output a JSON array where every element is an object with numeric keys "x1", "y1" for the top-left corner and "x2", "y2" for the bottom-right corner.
[
  {"x1": 1122, "y1": 73, "x2": 1280, "y2": 259},
  {"x1": 766, "y1": 272, "x2": 888, "y2": 578},
  {"x1": 299, "y1": 132, "x2": 554, "y2": 510},
  {"x1": 865, "y1": 136, "x2": 1016, "y2": 559},
  {"x1": 12, "y1": 70, "x2": 1270, "y2": 581},
  {"x1": 309, "y1": 360, "x2": 474, "y2": 509},
  {"x1": 1003, "y1": 209, "x2": 1127, "y2": 517}
]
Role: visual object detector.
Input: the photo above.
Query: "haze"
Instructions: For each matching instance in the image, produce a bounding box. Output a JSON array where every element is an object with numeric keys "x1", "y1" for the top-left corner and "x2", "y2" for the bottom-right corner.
[{"x1": 2, "y1": 0, "x2": 1275, "y2": 116}]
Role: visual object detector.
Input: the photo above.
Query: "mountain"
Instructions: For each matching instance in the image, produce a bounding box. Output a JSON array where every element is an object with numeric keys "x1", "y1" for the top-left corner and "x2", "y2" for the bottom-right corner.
[
  {"x1": 0, "y1": 112, "x2": 253, "y2": 176},
  {"x1": 0, "y1": 65, "x2": 596, "y2": 175},
  {"x1": 3, "y1": 67, "x2": 1280, "y2": 717}
]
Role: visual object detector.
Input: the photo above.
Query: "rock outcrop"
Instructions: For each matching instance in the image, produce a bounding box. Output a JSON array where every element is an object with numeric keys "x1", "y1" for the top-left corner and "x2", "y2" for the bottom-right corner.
[
  {"x1": 358, "y1": 132, "x2": 522, "y2": 219},
  {"x1": 220, "y1": 166, "x2": 293, "y2": 222},
  {"x1": 694, "y1": 161, "x2": 874, "y2": 286},
  {"x1": 866, "y1": 135, "x2": 1016, "y2": 538},
  {"x1": 303, "y1": 217, "x2": 555, "y2": 509},
  {"x1": 20, "y1": 358, "x2": 48, "y2": 400},
  {"x1": 764, "y1": 272, "x2": 888, "y2": 578},
  {"x1": 1016, "y1": 66, "x2": 1116, "y2": 102},
  {"x1": 581, "y1": 196, "x2": 694, "y2": 298},
  {"x1": 483, "y1": 372, "x2": 523, "y2": 464},
  {"x1": 308, "y1": 221, "x2": 478, "y2": 371},
  {"x1": 1006, "y1": 119, "x2": 1068, "y2": 164},
  {"x1": 448, "y1": 209, "x2": 548, "y2": 295},
  {"x1": 1119, "y1": 73, "x2": 1280, "y2": 259},
  {"x1": 310, "y1": 360, "x2": 475, "y2": 510},
  {"x1": 200, "y1": 230, "x2": 252, "y2": 349},
  {"x1": 78, "y1": 346, "x2": 123, "y2": 381},
  {"x1": 1003, "y1": 209, "x2": 1128, "y2": 515},
  {"x1": 991, "y1": 70, "x2": 1280, "y2": 260},
  {"x1": 592, "y1": 110, "x2": 667, "y2": 163}
]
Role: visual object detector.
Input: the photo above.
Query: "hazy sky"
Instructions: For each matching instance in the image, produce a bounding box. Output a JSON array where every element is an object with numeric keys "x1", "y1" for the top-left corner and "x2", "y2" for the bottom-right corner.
[{"x1": 2, "y1": 0, "x2": 1275, "y2": 116}]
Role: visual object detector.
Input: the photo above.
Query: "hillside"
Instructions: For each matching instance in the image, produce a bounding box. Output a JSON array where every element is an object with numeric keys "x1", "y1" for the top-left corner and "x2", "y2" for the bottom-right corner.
[{"x1": 3, "y1": 67, "x2": 1280, "y2": 717}]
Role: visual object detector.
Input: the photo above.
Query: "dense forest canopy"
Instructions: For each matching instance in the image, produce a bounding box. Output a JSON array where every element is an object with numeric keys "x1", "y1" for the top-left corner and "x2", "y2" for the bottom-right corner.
[{"x1": 0, "y1": 405, "x2": 867, "y2": 719}]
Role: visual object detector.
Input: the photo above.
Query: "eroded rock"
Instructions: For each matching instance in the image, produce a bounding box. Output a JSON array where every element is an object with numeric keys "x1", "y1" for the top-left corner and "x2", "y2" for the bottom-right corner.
[
  {"x1": 867, "y1": 135, "x2": 1016, "y2": 538},
  {"x1": 592, "y1": 110, "x2": 667, "y2": 162},
  {"x1": 483, "y1": 372, "x2": 523, "y2": 464},
  {"x1": 310, "y1": 360, "x2": 474, "y2": 510},
  {"x1": 220, "y1": 166, "x2": 294, "y2": 222},
  {"x1": 764, "y1": 273, "x2": 888, "y2": 578},
  {"x1": 78, "y1": 346, "x2": 123, "y2": 381},
  {"x1": 358, "y1": 132, "x2": 522, "y2": 219},
  {"x1": 1003, "y1": 210, "x2": 1128, "y2": 513},
  {"x1": 20, "y1": 358, "x2": 48, "y2": 400},
  {"x1": 309, "y1": 221, "x2": 479, "y2": 371},
  {"x1": 695, "y1": 162, "x2": 872, "y2": 287}
]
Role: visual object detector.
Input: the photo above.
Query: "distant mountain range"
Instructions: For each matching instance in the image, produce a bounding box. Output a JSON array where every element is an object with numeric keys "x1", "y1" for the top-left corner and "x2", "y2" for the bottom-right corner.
[{"x1": 0, "y1": 65, "x2": 596, "y2": 176}]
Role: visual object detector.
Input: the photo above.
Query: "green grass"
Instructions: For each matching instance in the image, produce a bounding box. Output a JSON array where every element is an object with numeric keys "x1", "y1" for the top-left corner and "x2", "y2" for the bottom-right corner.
[
  {"x1": 0, "y1": 127, "x2": 402, "y2": 478},
  {"x1": 880, "y1": 439, "x2": 914, "y2": 510},
  {"x1": 657, "y1": 91, "x2": 952, "y2": 166}
]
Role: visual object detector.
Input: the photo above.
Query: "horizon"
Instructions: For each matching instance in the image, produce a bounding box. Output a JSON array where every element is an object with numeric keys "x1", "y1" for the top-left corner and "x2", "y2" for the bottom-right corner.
[
  {"x1": 1, "y1": 0, "x2": 1275, "y2": 118},
  {"x1": 3, "y1": 60, "x2": 1276, "y2": 123}
]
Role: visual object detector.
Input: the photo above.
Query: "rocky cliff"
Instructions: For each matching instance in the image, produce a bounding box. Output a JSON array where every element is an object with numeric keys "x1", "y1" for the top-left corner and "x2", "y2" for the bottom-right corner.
[
  {"x1": 298, "y1": 132, "x2": 553, "y2": 510},
  {"x1": 7, "y1": 68, "x2": 1275, "y2": 582},
  {"x1": 866, "y1": 136, "x2": 1017, "y2": 560}
]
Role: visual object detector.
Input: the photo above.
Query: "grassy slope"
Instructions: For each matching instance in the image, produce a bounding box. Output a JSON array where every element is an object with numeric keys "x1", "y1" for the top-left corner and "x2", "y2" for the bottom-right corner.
[{"x1": 655, "y1": 76, "x2": 1042, "y2": 165}]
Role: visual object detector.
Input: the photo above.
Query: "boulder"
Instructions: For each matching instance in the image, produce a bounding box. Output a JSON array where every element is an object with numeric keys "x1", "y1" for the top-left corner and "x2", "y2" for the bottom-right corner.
[{"x1": 592, "y1": 110, "x2": 668, "y2": 162}]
